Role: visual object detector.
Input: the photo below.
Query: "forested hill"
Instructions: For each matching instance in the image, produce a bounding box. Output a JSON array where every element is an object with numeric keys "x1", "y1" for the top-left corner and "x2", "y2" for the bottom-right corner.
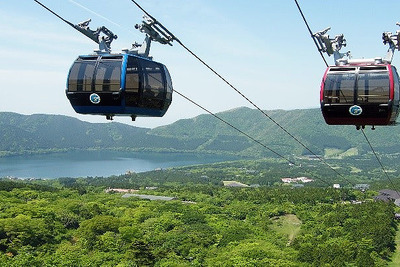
[
  {"x1": 1, "y1": 108, "x2": 400, "y2": 157},
  {"x1": 0, "y1": 112, "x2": 206, "y2": 156}
]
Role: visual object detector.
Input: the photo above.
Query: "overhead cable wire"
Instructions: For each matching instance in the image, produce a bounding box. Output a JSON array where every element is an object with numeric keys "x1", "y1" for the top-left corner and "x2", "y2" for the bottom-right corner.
[
  {"x1": 291, "y1": 0, "x2": 357, "y2": 186},
  {"x1": 295, "y1": 0, "x2": 400, "y2": 192},
  {"x1": 174, "y1": 90, "x2": 294, "y2": 165},
  {"x1": 361, "y1": 129, "x2": 400, "y2": 198},
  {"x1": 294, "y1": 0, "x2": 399, "y2": 190},
  {"x1": 33, "y1": 0, "x2": 289, "y2": 164},
  {"x1": 294, "y1": 0, "x2": 328, "y2": 67},
  {"x1": 174, "y1": 89, "x2": 333, "y2": 187},
  {"x1": 130, "y1": 0, "x2": 351, "y2": 185},
  {"x1": 33, "y1": 1, "x2": 332, "y2": 186},
  {"x1": 34, "y1": 0, "x2": 75, "y2": 27}
]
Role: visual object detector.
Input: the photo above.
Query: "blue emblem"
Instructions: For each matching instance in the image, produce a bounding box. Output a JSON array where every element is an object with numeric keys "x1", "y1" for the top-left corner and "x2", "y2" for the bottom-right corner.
[
  {"x1": 89, "y1": 93, "x2": 101, "y2": 104},
  {"x1": 349, "y1": 105, "x2": 362, "y2": 116}
]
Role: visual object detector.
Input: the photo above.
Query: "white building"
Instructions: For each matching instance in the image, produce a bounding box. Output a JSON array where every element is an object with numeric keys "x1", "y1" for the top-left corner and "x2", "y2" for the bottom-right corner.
[{"x1": 281, "y1": 177, "x2": 314, "y2": 184}]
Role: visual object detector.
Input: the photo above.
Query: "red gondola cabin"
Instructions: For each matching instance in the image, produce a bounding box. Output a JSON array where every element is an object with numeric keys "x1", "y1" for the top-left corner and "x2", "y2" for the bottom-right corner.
[{"x1": 320, "y1": 63, "x2": 400, "y2": 127}]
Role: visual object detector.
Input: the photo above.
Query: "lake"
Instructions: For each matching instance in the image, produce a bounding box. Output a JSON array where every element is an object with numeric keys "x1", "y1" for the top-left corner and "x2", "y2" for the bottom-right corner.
[{"x1": 0, "y1": 151, "x2": 237, "y2": 179}]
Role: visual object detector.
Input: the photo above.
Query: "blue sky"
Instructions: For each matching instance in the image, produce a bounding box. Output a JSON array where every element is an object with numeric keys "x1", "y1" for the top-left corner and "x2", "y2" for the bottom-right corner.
[{"x1": 1, "y1": 0, "x2": 400, "y2": 128}]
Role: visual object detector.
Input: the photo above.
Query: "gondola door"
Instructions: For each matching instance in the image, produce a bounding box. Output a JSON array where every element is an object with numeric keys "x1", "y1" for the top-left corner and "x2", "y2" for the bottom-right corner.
[
  {"x1": 124, "y1": 56, "x2": 141, "y2": 110},
  {"x1": 92, "y1": 56, "x2": 123, "y2": 111}
]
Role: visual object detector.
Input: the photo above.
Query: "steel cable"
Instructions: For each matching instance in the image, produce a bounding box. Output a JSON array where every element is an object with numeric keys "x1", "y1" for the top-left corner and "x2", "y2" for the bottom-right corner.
[{"x1": 130, "y1": 0, "x2": 353, "y2": 186}]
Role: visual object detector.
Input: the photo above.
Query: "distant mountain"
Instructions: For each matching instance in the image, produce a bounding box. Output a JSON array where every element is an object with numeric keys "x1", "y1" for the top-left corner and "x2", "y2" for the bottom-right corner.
[
  {"x1": 149, "y1": 107, "x2": 400, "y2": 157},
  {"x1": 0, "y1": 112, "x2": 206, "y2": 156},
  {"x1": 0, "y1": 108, "x2": 399, "y2": 157}
]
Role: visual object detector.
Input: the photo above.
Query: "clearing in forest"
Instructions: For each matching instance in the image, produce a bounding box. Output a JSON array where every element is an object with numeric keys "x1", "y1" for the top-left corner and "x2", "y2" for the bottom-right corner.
[{"x1": 269, "y1": 214, "x2": 302, "y2": 246}]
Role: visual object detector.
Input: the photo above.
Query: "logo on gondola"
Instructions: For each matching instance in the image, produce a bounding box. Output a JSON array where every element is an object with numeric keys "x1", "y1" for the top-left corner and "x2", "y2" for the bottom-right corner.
[
  {"x1": 349, "y1": 105, "x2": 362, "y2": 116},
  {"x1": 89, "y1": 93, "x2": 101, "y2": 104}
]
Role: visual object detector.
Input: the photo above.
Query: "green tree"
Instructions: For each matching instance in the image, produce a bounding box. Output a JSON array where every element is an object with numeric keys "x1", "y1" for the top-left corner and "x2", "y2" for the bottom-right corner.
[{"x1": 0, "y1": 214, "x2": 52, "y2": 254}]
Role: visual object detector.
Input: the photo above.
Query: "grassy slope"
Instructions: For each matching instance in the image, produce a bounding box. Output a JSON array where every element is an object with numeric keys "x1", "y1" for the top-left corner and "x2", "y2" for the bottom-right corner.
[{"x1": 269, "y1": 214, "x2": 302, "y2": 246}]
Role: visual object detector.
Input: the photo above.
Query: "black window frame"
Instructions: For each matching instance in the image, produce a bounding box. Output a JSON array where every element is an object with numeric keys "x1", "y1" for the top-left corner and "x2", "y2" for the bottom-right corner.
[
  {"x1": 94, "y1": 57, "x2": 122, "y2": 92},
  {"x1": 323, "y1": 66, "x2": 391, "y2": 105},
  {"x1": 67, "y1": 58, "x2": 97, "y2": 92}
]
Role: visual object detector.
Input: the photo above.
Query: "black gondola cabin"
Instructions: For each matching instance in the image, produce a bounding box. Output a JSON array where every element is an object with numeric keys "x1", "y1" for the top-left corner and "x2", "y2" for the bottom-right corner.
[
  {"x1": 66, "y1": 54, "x2": 173, "y2": 120},
  {"x1": 320, "y1": 63, "x2": 400, "y2": 127}
]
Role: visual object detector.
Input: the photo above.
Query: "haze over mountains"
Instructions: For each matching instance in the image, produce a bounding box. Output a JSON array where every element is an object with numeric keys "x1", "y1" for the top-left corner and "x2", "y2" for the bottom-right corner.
[{"x1": 0, "y1": 107, "x2": 399, "y2": 157}]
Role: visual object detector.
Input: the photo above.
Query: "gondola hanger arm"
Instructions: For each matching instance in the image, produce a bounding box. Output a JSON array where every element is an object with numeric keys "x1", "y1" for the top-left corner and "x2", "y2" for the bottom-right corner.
[
  {"x1": 127, "y1": 15, "x2": 175, "y2": 58},
  {"x1": 75, "y1": 19, "x2": 118, "y2": 53},
  {"x1": 312, "y1": 27, "x2": 351, "y2": 65},
  {"x1": 382, "y1": 22, "x2": 400, "y2": 63}
]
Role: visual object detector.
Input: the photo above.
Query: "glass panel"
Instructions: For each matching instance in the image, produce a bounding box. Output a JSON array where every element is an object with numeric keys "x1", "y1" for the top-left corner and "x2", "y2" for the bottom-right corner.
[
  {"x1": 324, "y1": 73, "x2": 355, "y2": 104},
  {"x1": 392, "y1": 66, "x2": 399, "y2": 102},
  {"x1": 390, "y1": 66, "x2": 400, "y2": 119},
  {"x1": 94, "y1": 60, "x2": 121, "y2": 92},
  {"x1": 142, "y1": 61, "x2": 165, "y2": 99},
  {"x1": 140, "y1": 61, "x2": 165, "y2": 109},
  {"x1": 164, "y1": 66, "x2": 173, "y2": 101},
  {"x1": 126, "y1": 57, "x2": 140, "y2": 92},
  {"x1": 357, "y1": 72, "x2": 389, "y2": 103},
  {"x1": 68, "y1": 60, "x2": 96, "y2": 92},
  {"x1": 125, "y1": 56, "x2": 140, "y2": 107},
  {"x1": 126, "y1": 73, "x2": 140, "y2": 92}
]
